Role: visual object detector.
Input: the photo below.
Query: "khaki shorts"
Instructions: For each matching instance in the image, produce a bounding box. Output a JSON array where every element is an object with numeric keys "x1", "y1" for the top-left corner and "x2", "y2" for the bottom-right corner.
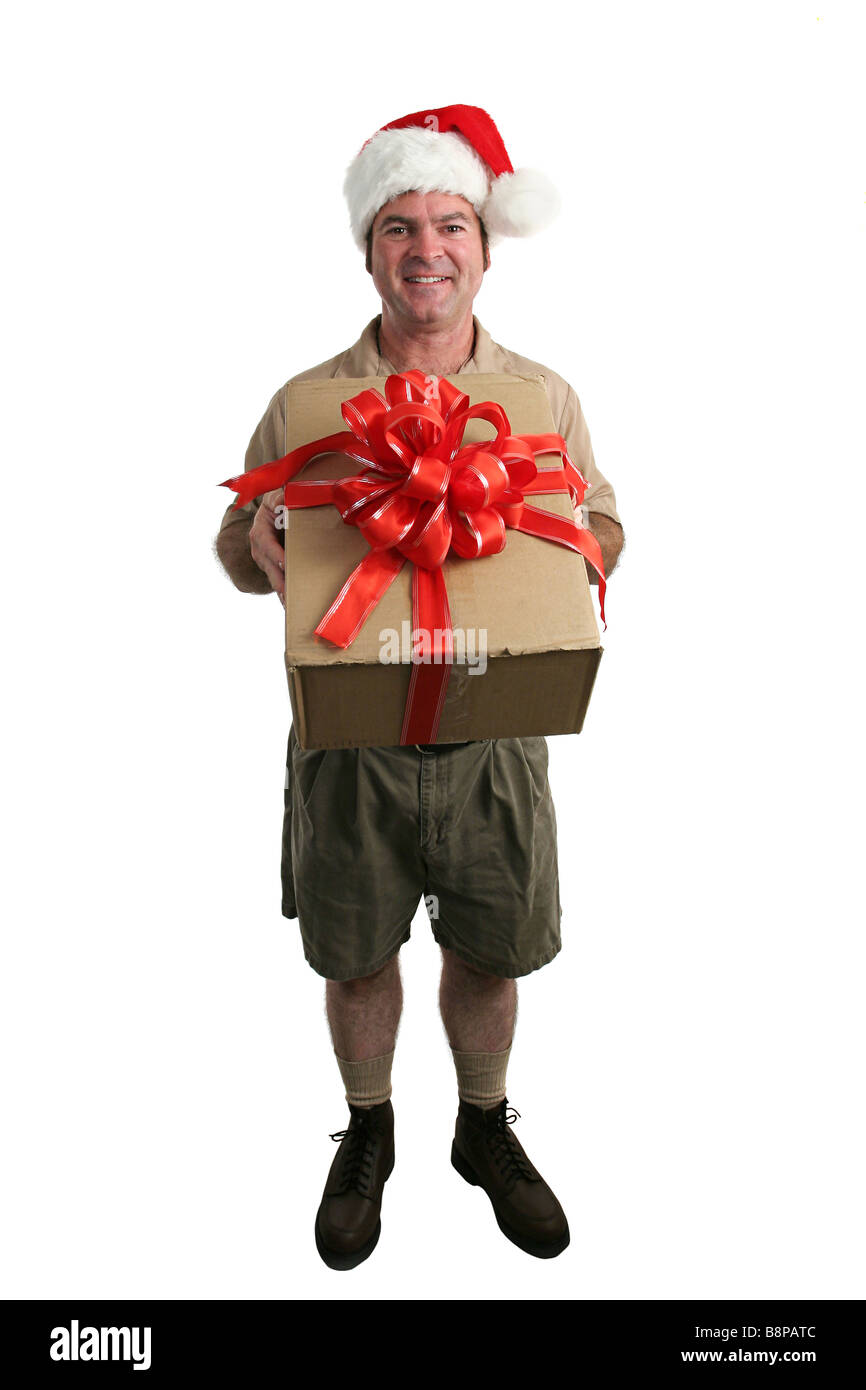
[{"x1": 281, "y1": 730, "x2": 562, "y2": 981}]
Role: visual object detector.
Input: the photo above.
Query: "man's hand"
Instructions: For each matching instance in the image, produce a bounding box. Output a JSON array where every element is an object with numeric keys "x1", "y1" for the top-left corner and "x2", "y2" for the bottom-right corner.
[
  {"x1": 585, "y1": 511, "x2": 624, "y2": 584},
  {"x1": 249, "y1": 488, "x2": 286, "y2": 604}
]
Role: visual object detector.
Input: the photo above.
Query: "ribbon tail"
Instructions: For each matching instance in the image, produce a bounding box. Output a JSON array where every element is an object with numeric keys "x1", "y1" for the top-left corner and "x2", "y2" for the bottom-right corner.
[
  {"x1": 400, "y1": 566, "x2": 452, "y2": 745},
  {"x1": 315, "y1": 548, "x2": 406, "y2": 648},
  {"x1": 220, "y1": 431, "x2": 360, "y2": 508},
  {"x1": 220, "y1": 459, "x2": 298, "y2": 507},
  {"x1": 516, "y1": 504, "x2": 607, "y2": 629}
]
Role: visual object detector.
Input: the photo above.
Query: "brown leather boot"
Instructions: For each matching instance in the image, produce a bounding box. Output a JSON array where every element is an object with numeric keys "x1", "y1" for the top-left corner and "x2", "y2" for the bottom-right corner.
[
  {"x1": 451, "y1": 1098, "x2": 570, "y2": 1258},
  {"x1": 315, "y1": 1099, "x2": 395, "y2": 1270}
]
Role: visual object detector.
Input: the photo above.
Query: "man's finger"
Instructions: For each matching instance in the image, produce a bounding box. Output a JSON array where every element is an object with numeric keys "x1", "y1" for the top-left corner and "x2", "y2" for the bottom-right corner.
[
  {"x1": 258, "y1": 557, "x2": 285, "y2": 604},
  {"x1": 253, "y1": 528, "x2": 285, "y2": 568}
]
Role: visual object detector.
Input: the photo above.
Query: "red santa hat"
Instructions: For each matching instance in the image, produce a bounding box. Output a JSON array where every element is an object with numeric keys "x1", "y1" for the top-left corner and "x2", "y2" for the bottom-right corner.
[{"x1": 343, "y1": 104, "x2": 561, "y2": 251}]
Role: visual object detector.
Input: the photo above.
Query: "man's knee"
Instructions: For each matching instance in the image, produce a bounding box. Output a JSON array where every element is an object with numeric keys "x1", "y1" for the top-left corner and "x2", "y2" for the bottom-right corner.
[
  {"x1": 439, "y1": 946, "x2": 514, "y2": 985},
  {"x1": 327, "y1": 954, "x2": 401, "y2": 992}
]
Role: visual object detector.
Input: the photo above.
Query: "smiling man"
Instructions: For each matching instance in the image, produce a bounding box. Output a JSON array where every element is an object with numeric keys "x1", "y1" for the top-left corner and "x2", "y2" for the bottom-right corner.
[{"x1": 216, "y1": 105, "x2": 624, "y2": 1271}]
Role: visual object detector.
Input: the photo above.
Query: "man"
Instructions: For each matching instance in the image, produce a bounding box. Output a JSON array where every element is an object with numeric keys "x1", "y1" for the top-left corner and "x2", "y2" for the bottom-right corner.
[{"x1": 216, "y1": 105, "x2": 624, "y2": 1270}]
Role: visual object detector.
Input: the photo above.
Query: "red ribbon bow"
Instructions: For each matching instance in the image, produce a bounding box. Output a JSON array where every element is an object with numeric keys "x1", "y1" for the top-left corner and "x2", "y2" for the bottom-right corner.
[{"x1": 221, "y1": 370, "x2": 606, "y2": 744}]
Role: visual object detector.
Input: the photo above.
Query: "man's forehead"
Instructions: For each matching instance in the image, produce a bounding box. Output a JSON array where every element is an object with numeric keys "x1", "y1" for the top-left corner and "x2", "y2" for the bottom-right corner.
[{"x1": 374, "y1": 193, "x2": 478, "y2": 227}]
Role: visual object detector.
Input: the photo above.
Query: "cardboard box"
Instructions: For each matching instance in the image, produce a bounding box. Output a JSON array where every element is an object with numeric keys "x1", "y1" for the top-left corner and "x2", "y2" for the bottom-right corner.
[{"x1": 283, "y1": 372, "x2": 602, "y2": 748}]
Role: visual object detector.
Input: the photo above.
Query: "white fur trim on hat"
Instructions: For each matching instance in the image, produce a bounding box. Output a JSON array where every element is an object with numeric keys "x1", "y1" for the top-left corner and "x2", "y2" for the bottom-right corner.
[{"x1": 344, "y1": 126, "x2": 491, "y2": 250}]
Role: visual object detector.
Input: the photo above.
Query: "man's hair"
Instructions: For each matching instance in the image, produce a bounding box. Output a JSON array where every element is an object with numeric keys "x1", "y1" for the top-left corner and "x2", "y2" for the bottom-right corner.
[{"x1": 365, "y1": 216, "x2": 490, "y2": 273}]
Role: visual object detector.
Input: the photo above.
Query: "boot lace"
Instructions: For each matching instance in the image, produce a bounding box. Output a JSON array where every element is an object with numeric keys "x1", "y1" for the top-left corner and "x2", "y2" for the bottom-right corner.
[
  {"x1": 328, "y1": 1111, "x2": 379, "y2": 1198},
  {"x1": 485, "y1": 1105, "x2": 537, "y2": 1186}
]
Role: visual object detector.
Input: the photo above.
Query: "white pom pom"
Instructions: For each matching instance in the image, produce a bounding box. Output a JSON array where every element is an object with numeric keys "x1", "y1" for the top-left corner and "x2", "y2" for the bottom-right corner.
[{"x1": 482, "y1": 168, "x2": 561, "y2": 241}]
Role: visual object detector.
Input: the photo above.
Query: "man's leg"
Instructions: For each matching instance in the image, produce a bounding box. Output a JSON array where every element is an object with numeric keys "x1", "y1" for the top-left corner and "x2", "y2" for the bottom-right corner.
[
  {"x1": 439, "y1": 946, "x2": 515, "y2": 1107},
  {"x1": 315, "y1": 955, "x2": 402, "y2": 1271},
  {"x1": 326, "y1": 955, "x2": 403, "y2": 1105},
  {"x1": 439, "y1": 945, "x2": 569, "y2": 1260}
]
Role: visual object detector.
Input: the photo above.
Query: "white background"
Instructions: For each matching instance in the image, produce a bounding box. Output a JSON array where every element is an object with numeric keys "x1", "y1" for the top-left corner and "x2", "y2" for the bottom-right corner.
[{"x1": 2, "y1": 0, "x2": 863, "y2": 1302}]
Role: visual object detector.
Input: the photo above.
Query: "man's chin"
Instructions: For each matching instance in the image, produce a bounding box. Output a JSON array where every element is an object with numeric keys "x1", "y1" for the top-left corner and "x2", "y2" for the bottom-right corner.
[{"x1": 392, "y1": 287, "x2": 460, "y2": 323}]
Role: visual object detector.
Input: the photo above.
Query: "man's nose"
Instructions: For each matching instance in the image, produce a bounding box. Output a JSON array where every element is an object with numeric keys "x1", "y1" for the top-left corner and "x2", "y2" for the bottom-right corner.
[{"x1": 409, "y1": 223, "x2": 446, "y2": 261}]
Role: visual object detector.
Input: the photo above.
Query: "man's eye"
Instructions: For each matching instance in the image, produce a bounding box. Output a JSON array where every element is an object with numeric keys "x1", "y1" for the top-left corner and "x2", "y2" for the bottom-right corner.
[
  {"x1": 387, "y1": 227, "x2": 408, "y2": 235},
  {"x1": 445, "y1": 225, "x2": 464, "y2": 233}
]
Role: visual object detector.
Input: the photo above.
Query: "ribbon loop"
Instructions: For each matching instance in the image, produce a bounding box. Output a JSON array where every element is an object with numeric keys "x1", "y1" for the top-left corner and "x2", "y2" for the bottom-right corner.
[
  {"x1": 450, "y1": 450, "x2": 510, "y2": 510},
  {"x1": 402, "y1": 450, "x2": 451, "y2": 503}
]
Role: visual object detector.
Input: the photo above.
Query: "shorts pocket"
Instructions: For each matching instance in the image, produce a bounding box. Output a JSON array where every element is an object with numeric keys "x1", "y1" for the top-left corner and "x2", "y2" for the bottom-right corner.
[
  {"x1": 292, "y1": 747, "x2": 329, "y2": 809},
  {"x1": 519, "y1": 737, "x2": 549, "y2": 811}
]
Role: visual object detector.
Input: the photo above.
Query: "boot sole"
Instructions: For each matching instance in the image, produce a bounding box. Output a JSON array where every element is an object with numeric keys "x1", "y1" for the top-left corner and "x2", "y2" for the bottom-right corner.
[
  {"x1": 315, "y1": 1213, "x2": 382, "y2": 1271},
  {"x1": 315, "y1": 1152, "x2": 394, "y2": 1271},
  {"x1": 451, "y1": 1141, "x2": 570, "y2": 1260}
]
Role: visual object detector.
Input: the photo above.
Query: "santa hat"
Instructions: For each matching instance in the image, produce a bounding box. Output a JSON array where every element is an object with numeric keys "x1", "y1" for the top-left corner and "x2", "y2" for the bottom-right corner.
[{"x1": 343, "y1": 104, "x2": 560, "y2": 251}]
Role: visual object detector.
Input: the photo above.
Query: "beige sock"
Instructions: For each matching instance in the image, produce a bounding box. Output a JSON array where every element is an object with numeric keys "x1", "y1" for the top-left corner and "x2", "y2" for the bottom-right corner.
[
  {"x1": 335, "y1": 1049, "x2": 394, "y2": 1108},
  {"x1": 451, "y1": 1045, "x2": 512, "y2": 1110}
]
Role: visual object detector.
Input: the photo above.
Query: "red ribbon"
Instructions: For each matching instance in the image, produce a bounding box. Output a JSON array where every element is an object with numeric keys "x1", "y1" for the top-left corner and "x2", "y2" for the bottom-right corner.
[{"x1": 221, "y1": 370, "x2": 606, "y2": 744}]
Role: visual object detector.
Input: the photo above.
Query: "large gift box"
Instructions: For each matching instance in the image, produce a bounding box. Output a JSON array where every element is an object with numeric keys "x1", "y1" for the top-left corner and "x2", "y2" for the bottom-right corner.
[{"x1": 224, "y1": 371, "x2": 606, "y2": 749}]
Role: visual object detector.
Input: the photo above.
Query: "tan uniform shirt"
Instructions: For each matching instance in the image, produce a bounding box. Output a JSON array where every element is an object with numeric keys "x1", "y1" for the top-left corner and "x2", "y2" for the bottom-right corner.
[{"x1": 218, "y1": 315, "x2": 622, "y2": 548}]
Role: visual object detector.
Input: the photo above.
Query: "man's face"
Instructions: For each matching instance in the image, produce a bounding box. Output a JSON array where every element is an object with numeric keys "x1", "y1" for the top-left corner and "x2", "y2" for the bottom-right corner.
[{"x1": 368, "y1": 191, "x2": 488, "y2": 329}]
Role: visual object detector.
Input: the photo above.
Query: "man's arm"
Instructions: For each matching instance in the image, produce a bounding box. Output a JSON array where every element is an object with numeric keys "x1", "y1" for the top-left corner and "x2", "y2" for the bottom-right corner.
[
  {"x1": 215, "y1": 494, "x2": 285, "y2": 598},
  {"x1": 548, "y1": 380, "x2": 624, "y2": 586},
  {"x1": 585, "y1": 510, "x2": 625, "y2": 584},
  {"x1": 215, "y1": 386, "x2": 287, "y2": 600}
]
